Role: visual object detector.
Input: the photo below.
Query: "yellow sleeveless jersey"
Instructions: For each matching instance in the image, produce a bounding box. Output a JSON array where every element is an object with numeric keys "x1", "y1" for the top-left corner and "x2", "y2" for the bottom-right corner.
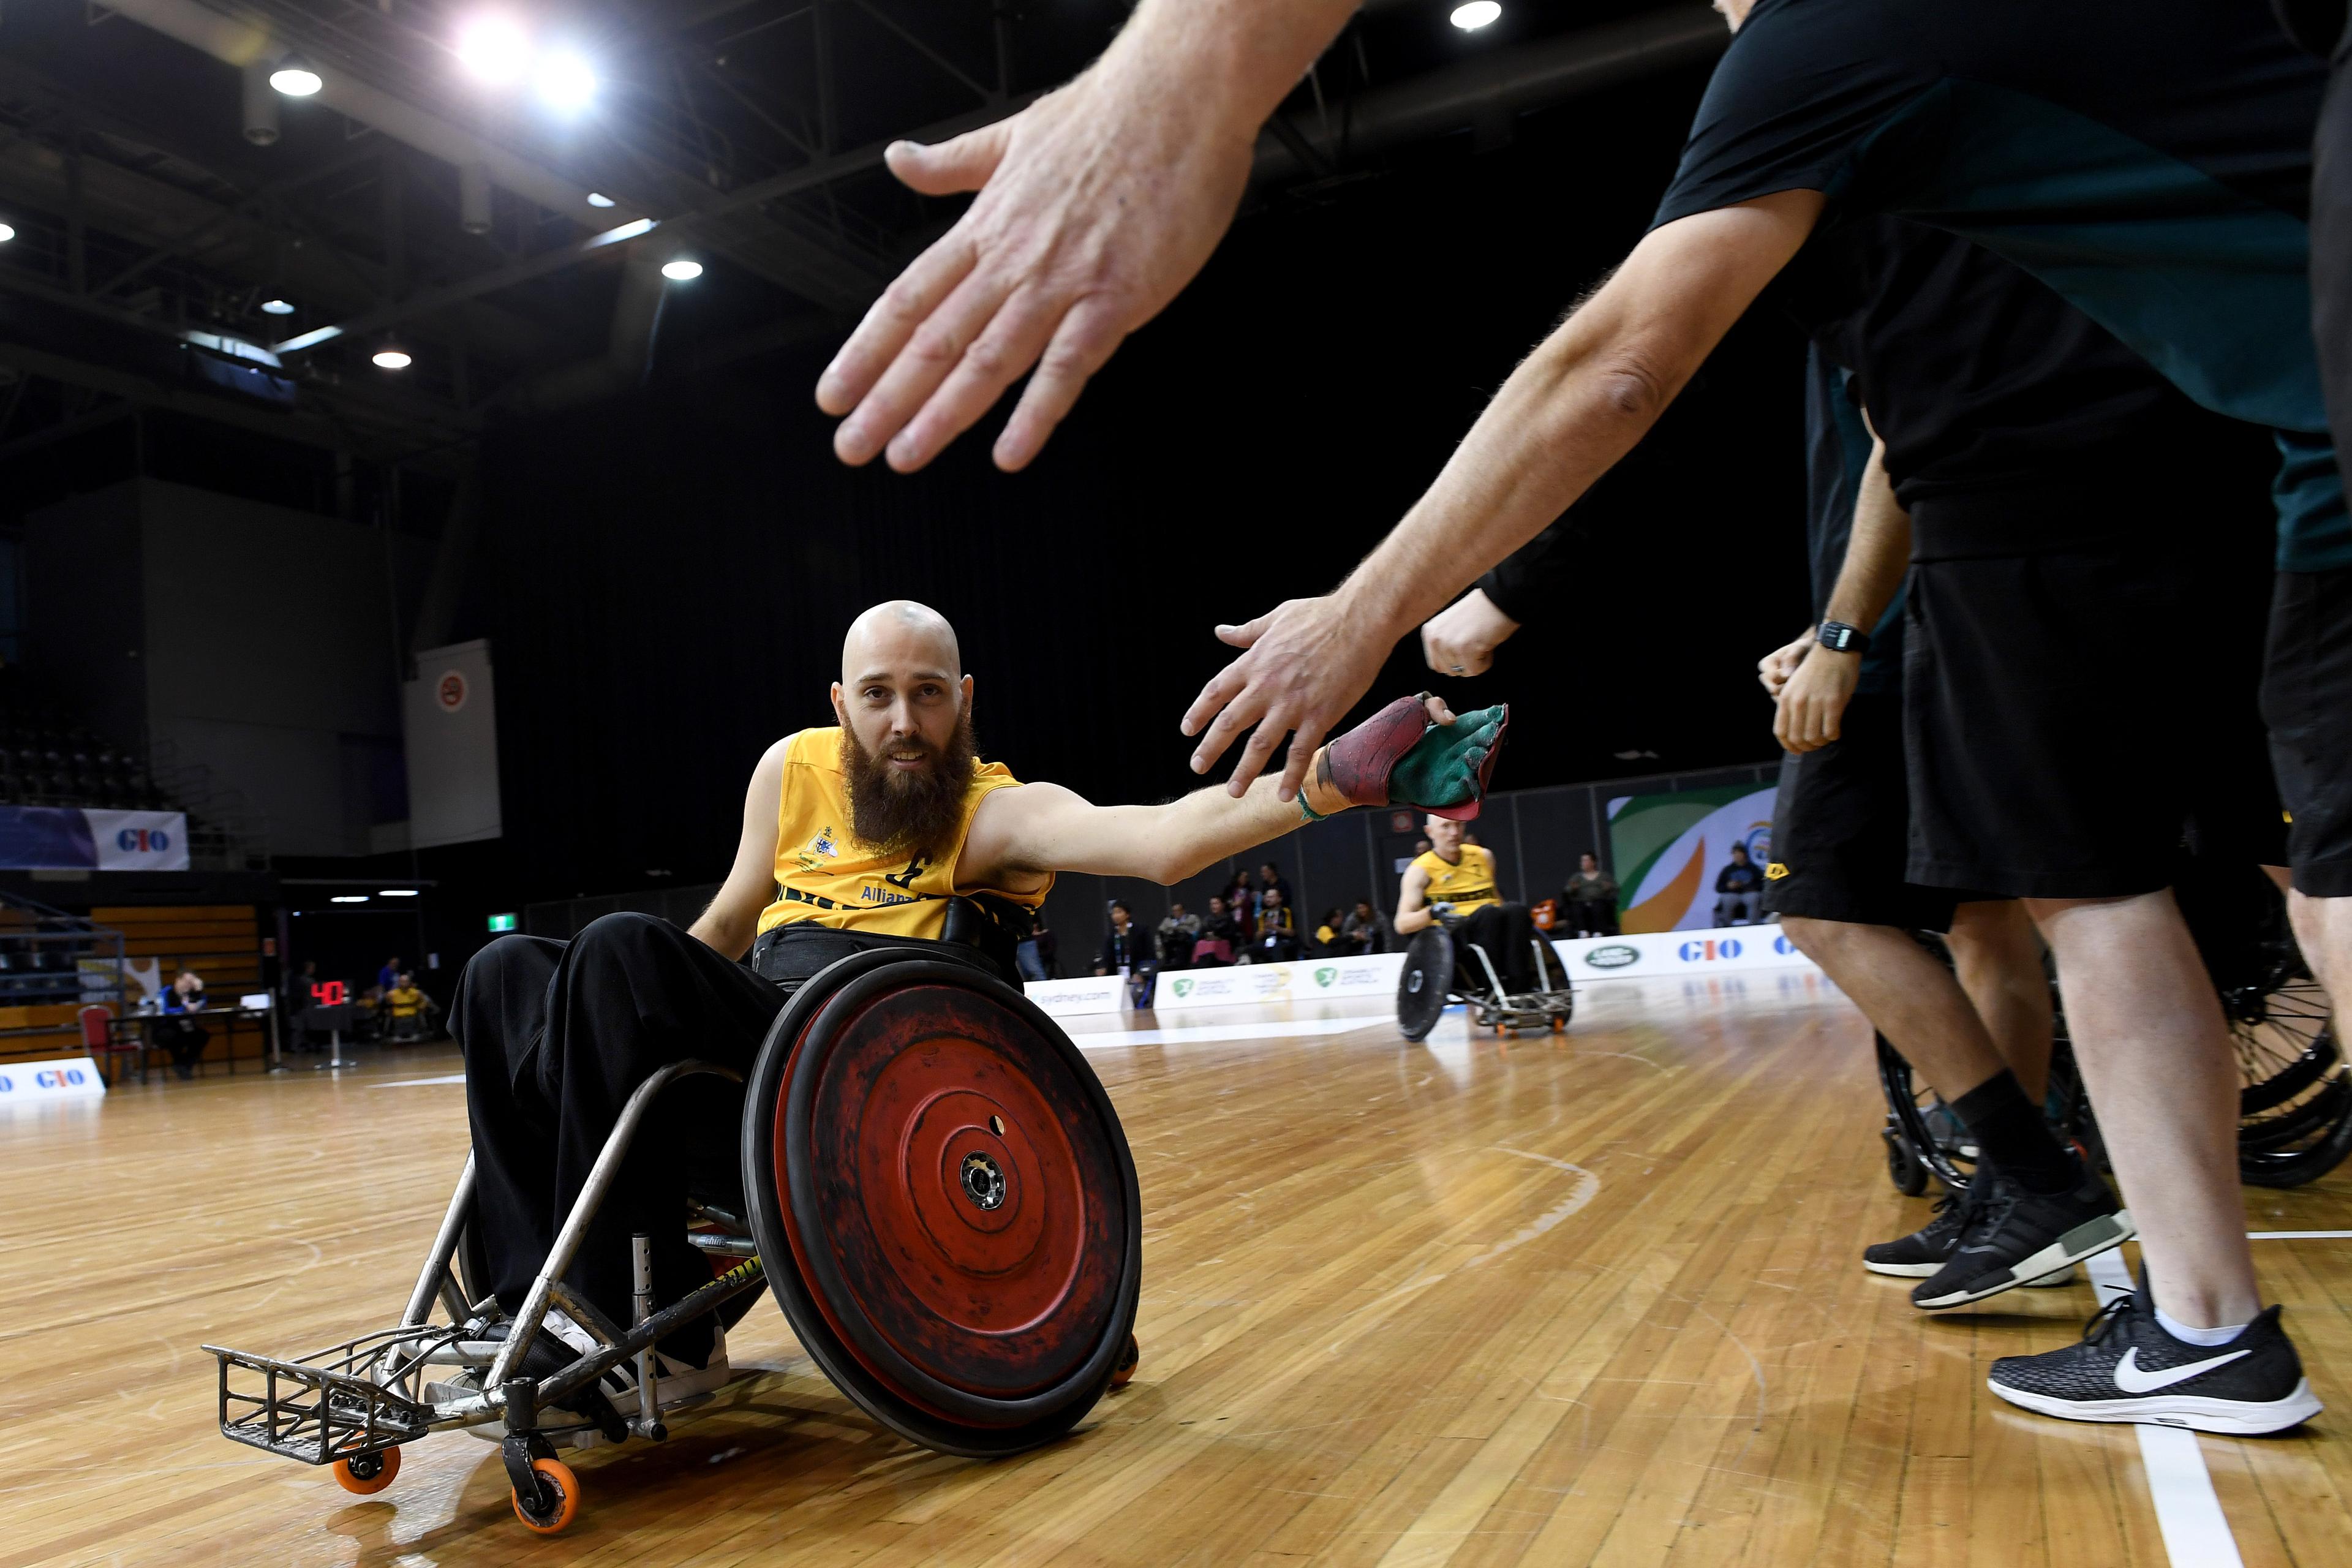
[
  {"x1": 1412, "y1": 845, "x2": 1499, "y2": 915},
  {"x1": 755, "y1": 728, "x2": 1050, "y2": 939}
]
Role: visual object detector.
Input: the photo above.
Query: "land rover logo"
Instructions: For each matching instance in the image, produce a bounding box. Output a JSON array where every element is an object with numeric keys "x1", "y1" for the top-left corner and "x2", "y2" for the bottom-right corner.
[
  {"x1": 1314, "y1": 967, "x2": 1338, "y2": 987},
  {"x1": 1585, "y1": 944, "x2": 1640, "y2": 970},
  {"x1": 1172, "y1": 977, "x2": 1194, "y2": 998},
  {"x1": 959, "y1": 1151, "x2": 1006, "y2": 1210}
]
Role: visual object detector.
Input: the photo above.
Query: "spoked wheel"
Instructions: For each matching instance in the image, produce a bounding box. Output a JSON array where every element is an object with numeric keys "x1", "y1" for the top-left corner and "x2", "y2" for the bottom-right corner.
[
  {"x1": 742, "y1": 951, "x2": 1142, "y2": 1458},
  {"x1": 1397, "y1": 928, "x2": 1453, "y2": 1043},
  {"x1": 1875, "y1": 1033, "x2": 1975, "y2": 1195},
  {"x1": 2226, "y1": 971, "x2": 2351, "y2": 1187}
]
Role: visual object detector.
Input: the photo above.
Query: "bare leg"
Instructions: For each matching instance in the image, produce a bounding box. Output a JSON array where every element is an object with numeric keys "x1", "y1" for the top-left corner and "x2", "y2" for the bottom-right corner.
[
  {"x1": 1781, "y1": 917, "x2": 2005, "y2": 1098},
  {"x1": 2026, "y1": 891, "x2": 2258, "y2": 1329},
  {"x1": 1945, "y1": 900, "x2": 2054, "y2": 1101}
]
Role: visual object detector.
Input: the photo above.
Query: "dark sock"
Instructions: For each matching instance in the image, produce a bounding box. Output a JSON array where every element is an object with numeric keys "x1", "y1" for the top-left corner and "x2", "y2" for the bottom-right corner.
[{"x1": 1949, "y1": 1070, "x2": 2081, "y2": 1196}]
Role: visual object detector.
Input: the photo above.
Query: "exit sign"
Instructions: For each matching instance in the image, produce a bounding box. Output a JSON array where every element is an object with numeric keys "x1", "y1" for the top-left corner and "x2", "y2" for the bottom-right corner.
[{"x1": 486, "y1": 913, "x2": 517, "y2": 932}]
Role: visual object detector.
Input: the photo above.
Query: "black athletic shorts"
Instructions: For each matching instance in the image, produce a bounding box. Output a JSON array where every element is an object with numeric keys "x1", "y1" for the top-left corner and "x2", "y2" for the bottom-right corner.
[
  {"x1": 1763, "y1": 690, "x2": 1958, "y2": 932},
  {"x1": 1902, "y1": 490, "x2": 2285, "y2": 898},
  {"x1": 2263, "y1": 567, "x2": 2352, "y2": 895}
]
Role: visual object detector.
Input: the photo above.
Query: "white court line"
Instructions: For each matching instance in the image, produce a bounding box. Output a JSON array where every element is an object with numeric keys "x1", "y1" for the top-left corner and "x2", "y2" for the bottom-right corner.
[
  {"x1": 2247, "y1": 1230, "x2": 2352, "y2": 1240},
  {"x1": 371, "y1": 1072, "x2": 467, "y2": 1089},
  {"x1": 1065, "y1": 1016, "x2": 1387, "y2": 1049},
  {"x1": 2084, "y1": 1249, "x2": 2245, "y2": 1568}
]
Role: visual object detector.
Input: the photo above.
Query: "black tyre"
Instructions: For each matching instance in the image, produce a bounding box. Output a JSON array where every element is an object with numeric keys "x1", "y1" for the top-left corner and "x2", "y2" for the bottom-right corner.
[
  {"x1": 1397, "y1": 928, "x2": 1453, "y2": 1042},
  {"x1": 1875, "y1": 1033, "x2": 1975, "y2": 1195},
  {"x1": 1882, "y1": 1124, "x2": 1929, "y2": 1196}
]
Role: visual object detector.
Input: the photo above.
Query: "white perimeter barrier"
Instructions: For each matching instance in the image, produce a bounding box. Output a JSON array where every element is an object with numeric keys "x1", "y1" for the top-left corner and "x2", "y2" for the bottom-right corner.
[
  {"x1": 0, "y1": 1055, "x2": 107, "y2": 1101},
  {"x1": 1028, "y1": 925, "x2": 1819, "y2": 1016}
]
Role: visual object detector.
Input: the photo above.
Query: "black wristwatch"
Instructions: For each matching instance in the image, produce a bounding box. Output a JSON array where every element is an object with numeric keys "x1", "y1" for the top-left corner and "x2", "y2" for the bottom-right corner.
[{"x1": 1817, "y1": 619, "x2": 1869, "y2": 654}]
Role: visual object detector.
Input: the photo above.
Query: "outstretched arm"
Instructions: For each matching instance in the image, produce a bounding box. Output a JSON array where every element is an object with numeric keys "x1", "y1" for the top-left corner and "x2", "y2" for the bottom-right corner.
[
  {"x1": 1181, "y1": 190, "x2": 1825, "y2": 799},
  {"x1": 688, "y1": 740, "x2": 787, "y2": 959}
]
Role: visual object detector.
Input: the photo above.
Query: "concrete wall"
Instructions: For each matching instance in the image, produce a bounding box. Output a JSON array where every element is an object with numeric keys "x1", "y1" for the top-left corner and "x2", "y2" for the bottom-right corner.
[
  {"x1": 23, "y1": 484, "x2": 146, "y2": 752},
  {"x1": 26, "y1": 478, "x2": 433, "y2": 858}
]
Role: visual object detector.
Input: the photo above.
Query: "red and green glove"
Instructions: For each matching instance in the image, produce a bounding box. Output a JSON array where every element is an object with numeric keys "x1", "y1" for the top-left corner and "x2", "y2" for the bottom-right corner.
[{"x1": 1303, "y1": 695, "x2": 1509, "y2": 821}]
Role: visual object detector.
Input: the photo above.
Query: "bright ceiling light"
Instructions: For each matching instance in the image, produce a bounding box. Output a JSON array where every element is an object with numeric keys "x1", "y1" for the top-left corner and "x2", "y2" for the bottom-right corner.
[
  {"x1": 1450, "y1": 1, "x2": 1502, "y2": 29},
  {"x1": 270, "y1": 53, "x2": 325, "y2": 96},
  {"x1": 456, "y1": 15, "x2": 531, "y2": 84},
  {"x1": 372, "y1": 346, "x2": 413, "y2": 370},
  {"x1": 330, "y1": 894, "x2": 369, "y2": 903},
  {"x1": 377, "y1": 888, "x2": 420, "y2": 897},
  {"x1": 660, "y1": 258, "x2": 703, "y2": 282},
  {"x1": 260, "y1": 297, "x2": 295, "y2": 315},
  {"x1": 535, "y1": 52, "x2": 598, "y2": 114},
  {"x1": 585, "y1": 191, "x2": 616, "y2": 208},
  {"x1": 0, "y1": 224, "x2": 15, "y2": 244}
]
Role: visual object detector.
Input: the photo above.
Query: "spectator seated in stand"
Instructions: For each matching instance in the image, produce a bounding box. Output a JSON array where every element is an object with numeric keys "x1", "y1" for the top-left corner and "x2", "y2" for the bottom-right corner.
[
  {"x1": 1192, "y1": 896, "x2": 1240, "y2": 967},
  {"x1": 1713, "y1": 844, "x2": 1766, "y2": 926},
  {"x1": 1562, "y1": 853, "x2": 1621, "y2": 937},
  {"x1": 1252, "y1": 887, "x2": 1300, "y2": 963},
  {"x1": 1341, "y1": 898, "x2": 1389, "y2": 955},
  {"x1": 1156, "y1": 903, "x2": 1201, "y2": 970},
  {"x1": 1311, "y1": 907, "x2": 1348, "y2": 957}
]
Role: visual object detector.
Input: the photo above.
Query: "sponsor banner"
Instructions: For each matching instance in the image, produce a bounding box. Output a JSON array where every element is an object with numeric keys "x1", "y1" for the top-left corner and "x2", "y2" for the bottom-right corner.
[
  {"x1": 0, "y1": 1056, "x2": 107, "y2": 1101},
  {"x1": 0, "y1": 807, "x2": 189, "y2": 872},
  {"x1": 1023, "y1": 974, "x2": 1132, "y2": 1017},
  {"x1": 1552, "y1": 925, "x2": 1818, "y2": 981},
  {"x1": 1155, "y1": 952, "x2": 1406, "y2": 1012},
  {"x1": 1607, "y1": 785, "x2": 1777, "y2": 933},
  {"x1": 87, "y1": 810, "x2": 191, "y2": 871}
]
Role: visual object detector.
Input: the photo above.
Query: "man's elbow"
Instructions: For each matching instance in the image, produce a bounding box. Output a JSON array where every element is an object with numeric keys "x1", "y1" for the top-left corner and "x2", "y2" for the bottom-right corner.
[{"x1": 1589, "y1": 353, "x2": 1673, "y2": 427}]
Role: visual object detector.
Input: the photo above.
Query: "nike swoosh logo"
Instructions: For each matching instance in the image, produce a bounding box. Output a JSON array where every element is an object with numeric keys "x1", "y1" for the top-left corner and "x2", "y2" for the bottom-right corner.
[{"x1": 2113, "y1": 1346, "x2": 2252, "y2": 1394}]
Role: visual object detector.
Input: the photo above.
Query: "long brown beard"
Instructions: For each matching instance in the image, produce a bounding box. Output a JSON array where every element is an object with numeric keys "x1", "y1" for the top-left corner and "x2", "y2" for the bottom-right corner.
[{"x1": 840, "y1": 709, "x2": 979, "y2": 861}]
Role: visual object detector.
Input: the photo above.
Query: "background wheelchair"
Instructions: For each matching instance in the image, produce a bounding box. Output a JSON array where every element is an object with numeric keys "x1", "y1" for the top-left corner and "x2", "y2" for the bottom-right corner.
[
  {"x1": 206, "y1": 948, "x2": 1143, "y2": 1537},
  {"x1": 1394, "y1": 907, "x2": 1574, "y2": 1042},
  {"x1": 1877, "y1": 862, "x2": 2351, "y2": 1197}
]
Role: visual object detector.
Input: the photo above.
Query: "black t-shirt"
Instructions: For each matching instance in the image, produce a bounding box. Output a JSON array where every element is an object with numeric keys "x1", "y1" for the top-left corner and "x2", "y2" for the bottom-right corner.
[{"x1": 1654, "y1": 0, "x2": 2344, "y2": 569}]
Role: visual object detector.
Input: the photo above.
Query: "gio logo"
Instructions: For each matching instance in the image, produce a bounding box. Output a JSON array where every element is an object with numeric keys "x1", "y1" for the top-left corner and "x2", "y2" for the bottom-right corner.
[
  {"x1": 34, "y1": 1067, "x2": 86, "y2": 1088},
  {"x1": 1773, "y1": 934, "x2": 1798, "y2": 956},
  {"x1": 1583, "y1": 944, "x2": 1640, "y2": 970},
  {"x1": 1314, "y1": 967, "x2": 1338, "y2": 988},
  {"x1": 1678, "y1": 938, "x2": 1744, "y2": 962},
  {"x1": 118, "y1": 826, "x2": 172, "y2": 853}
]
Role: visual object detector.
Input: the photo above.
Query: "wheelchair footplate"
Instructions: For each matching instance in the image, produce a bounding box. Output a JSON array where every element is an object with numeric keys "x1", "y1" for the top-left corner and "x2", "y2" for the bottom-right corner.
[
  {"x1": 208, "y1": 1323, "x2": 459, "y2": 1466},
  {"x1": 1470, "y1": 990, "x2": 1576, "y2": 1035}
]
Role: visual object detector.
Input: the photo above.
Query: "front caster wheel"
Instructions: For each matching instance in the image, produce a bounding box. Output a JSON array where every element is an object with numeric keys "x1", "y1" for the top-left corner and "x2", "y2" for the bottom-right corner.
[
  {"x1": 331, "y1": 1447, "x2": 399, "y2": 1496},
  {"x1": 511, "y1": 1457, "x2": 580, "y2": 1536},
  {"x1": 1109, "y1": 1333, "x2": 1140, "y2": 1390}
]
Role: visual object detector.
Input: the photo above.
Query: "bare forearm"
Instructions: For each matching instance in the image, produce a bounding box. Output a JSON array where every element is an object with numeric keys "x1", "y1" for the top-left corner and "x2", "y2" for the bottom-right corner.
[
  {"x1": 1082, "y1": 767, "x2": 1344, "y2": 884},
  {"x1": 687, "y1": 904, "x2": 754, "y2": 960},
  {"x1": 1825, "y1": 436, "x2": 1910, "y2": 630}
]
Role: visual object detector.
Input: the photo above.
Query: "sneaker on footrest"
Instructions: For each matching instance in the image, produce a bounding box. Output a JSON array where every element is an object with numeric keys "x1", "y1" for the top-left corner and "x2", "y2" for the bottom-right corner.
[
  {"x1": 1911, "y1": 1168, "x2": 2131, "y2": 1310},
  {"x1": 1988, "y1": 1285, "x2": 2322, "y2": 1435}
]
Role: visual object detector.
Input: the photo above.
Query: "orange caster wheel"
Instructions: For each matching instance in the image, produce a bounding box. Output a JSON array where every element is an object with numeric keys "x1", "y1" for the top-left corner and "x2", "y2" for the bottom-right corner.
[
  {"x1": 1109, "y1": 1333, "x2": 1140, "y2": 1390},
  {"x1": 511, "y1": 1457, "x2": 580, "y2": 1536},
  {"x1": 331, "y1": 1446, "x2": 399, "y2": 1496}
]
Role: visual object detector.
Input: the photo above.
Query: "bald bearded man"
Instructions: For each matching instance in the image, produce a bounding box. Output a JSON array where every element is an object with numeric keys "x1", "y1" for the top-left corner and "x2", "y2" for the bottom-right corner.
[{"x1": 449, "y1": 601, "x2": 1504, "y2": 1408}]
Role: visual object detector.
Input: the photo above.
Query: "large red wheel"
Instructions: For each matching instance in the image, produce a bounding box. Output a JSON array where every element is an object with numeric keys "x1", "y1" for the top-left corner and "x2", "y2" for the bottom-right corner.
[{"x1": 741, "y1": 950, "x2": 1140, "y2": 1457}]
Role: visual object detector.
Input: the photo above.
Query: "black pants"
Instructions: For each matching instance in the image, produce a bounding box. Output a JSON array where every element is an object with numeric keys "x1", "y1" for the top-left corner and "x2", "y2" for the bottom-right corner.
[
  {"x1": 1563, "y1": 902, "x2": 1618, "y2": 937},
  {"x1": 455, "y1": 914, "x2": 796, "y2": 1365},
  {"x1": 1458, "y1": 903, "x2": 1539, "y2": 991}
]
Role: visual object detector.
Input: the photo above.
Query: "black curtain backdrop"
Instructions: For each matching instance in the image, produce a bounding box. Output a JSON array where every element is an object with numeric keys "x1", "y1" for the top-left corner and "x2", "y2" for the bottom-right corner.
[{"x1": 447, "y1": 62, "x2": 1809, "y2": 907}]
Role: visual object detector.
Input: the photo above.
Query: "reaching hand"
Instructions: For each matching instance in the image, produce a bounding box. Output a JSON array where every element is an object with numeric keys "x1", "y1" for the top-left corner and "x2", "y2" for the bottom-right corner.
[
  {"x1": 1757, "y1": 626, "x2": 1814, "y2": 700},
  {"x1": 813, "y1": 64, "x2": 1257, "y2": 476},
  {"x1": 1775, "y1": 644, "x2": 1860, "y2": 753},
  {"x1": 1182, "y1": 595, "x2": 1396, "y2": 800},
  {"x1": 1420, "y1": 588, "x2": 1520, "y2": 677}
]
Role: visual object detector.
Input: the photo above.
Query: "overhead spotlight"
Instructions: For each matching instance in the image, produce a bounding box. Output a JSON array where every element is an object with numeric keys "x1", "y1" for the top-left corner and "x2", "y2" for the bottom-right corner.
[
  {"x1": 372, "y1": 345, "x2": 413, "y2": 370},
  {"x1": 1449, "y1": 1, "x2": 1502, "y2": 29},
  {"x1": 585, "y1": 191, "x2": 616, "y2": 208},
  {"x1": 330, "y1": 894, "x2": 369, "y2": 903},
  {"x1": 270, "y1": 52, "x2": 325, "y2": 96},
  {"x1": 456, "y1": 15, "x2": 531, "y2": 84},
  {"x1": 0, "y1": 224, "x2": 15, "y2": 244},
  {"x1": 534, "y1": 52, "x2": 598, "y2": 114},
  {"x1": 660, "y1": 258, "x2": 703, "y2": 282},
  {"x1": 260, "y1": 297, "x2": 295, "y2": 315},
  {"x1": 377, "y1": 888, "x2": 420, "y2": 897}
]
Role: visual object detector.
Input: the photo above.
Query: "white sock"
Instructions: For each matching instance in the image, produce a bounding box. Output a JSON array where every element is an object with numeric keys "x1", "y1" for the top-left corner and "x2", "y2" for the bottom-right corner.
[{"x1": 2154, "y1": 1304, "x2": 2251, "y2": 1348}]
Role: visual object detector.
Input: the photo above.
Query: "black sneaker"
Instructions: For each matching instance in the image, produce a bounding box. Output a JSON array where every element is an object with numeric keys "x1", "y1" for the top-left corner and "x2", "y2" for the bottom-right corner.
[
  {"x1": 1866, "y1": 1182, "x2": 2076, "y2": 1285},
  {"x1": 1912, "y1": 1168, "x2": 2131, "y2": 1309},
  {"x1": 1988, "y1": 1286, "x2": 2322, "y2": 1434}
]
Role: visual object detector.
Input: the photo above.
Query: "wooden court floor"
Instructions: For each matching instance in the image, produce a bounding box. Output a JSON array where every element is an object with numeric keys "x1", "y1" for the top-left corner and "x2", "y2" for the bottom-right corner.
[{"x1": 4, "y1": 971, "x2": 2350, "y2": 1567}]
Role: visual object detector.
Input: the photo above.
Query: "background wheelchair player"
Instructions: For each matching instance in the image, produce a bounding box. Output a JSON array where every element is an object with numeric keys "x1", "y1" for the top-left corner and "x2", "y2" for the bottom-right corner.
[
  {"x1": 208, "y1": 605, "x2": 1507, "y2": 1536},
  {"x1": 1393, "y1": 813, "x2": 1572, "y2": 1040}
]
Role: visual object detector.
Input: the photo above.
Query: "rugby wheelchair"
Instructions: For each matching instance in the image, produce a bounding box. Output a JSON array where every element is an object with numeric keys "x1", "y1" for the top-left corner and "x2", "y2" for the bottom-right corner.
[
  {"x1": 1879, "y1": 861, "x2": 2351, "y2": 1197},
  {"x1": 1393, "y1": 907, "x2": 1574, "y2": 1042},
  {"x1": 205, "y1": 946, "x2": 1142, "y2": 1537}
]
